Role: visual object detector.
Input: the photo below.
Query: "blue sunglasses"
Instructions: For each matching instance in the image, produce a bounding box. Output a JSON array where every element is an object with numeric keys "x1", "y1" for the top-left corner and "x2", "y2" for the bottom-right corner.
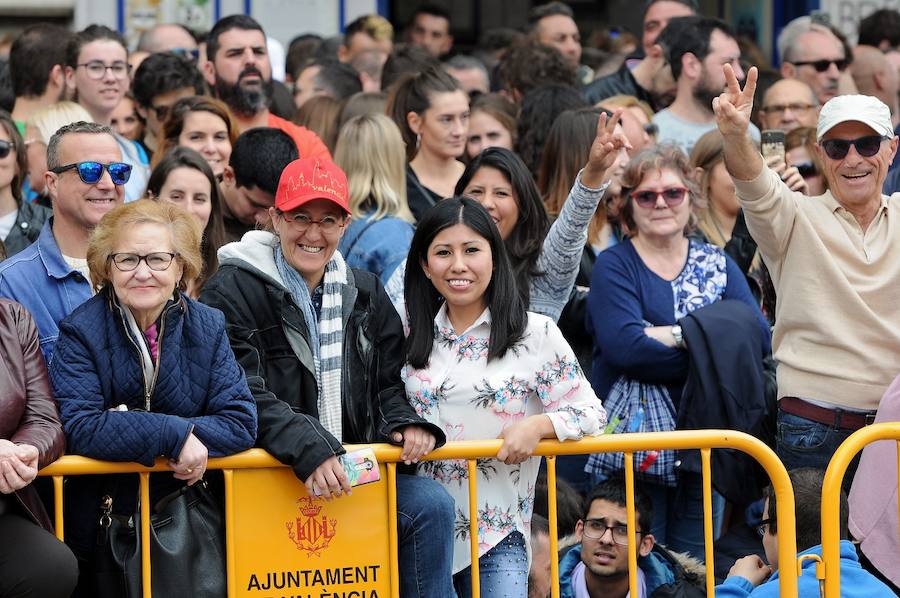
[{"x1": 50, "y1": 161, "x2": 132, "y2": 186}]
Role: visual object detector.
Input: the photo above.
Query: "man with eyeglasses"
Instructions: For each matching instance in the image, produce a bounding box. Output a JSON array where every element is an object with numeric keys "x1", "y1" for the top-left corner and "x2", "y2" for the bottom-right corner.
[
  {"x1": 716, "y1": 468, "x2": 894, "y2": 597},
  {"x1": 136, "y1": 23, "x2": 198, "y2": 57},
  {"x1": 0, "y1": 122, "x2": 127, "y2": 362},
  {"x1": 558, "y1": 479, "x2": 704, "y2": 598},
  {"x1": 131, "y1": 51, "x2": 205, "y2": 158},
  {"x1": 715, "y1": 64, "x2": 900, "y2": 478},
  {"x1": 757, "y1": 79, "x2": 819, "y2": 133},
  {"x1": 64, "y1": 25, "x2": 150, "y2": 202},
  {"x1": 778, "y1": 16, "x2": 849, "y2": 105}
]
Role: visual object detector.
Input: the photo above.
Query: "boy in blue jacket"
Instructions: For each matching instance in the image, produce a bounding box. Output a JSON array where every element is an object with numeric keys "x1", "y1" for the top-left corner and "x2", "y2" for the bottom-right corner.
[{"x1": 715, "y1": 467, "x2": 895, "y2": 597}]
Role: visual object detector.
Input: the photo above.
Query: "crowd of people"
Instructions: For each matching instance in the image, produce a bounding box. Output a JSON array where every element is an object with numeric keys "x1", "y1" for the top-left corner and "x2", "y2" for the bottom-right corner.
[{"x1": 0, "y1": 1, "x2": 899, "y2": 597}]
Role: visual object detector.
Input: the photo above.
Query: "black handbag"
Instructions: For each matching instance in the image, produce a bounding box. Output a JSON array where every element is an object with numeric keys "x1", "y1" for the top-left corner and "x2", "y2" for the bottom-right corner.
[{"x1": 94, "y1": 479, "x2": 226, "y2": 598}]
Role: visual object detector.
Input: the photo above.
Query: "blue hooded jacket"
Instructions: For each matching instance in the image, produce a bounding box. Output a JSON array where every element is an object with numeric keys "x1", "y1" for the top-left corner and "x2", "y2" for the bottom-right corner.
[
  {"x1": 715, "y1": 540, "x2": 895, "y2": 597},
  {"x1": 559, "y1": 543, "x2": 704, "y2": 597}
]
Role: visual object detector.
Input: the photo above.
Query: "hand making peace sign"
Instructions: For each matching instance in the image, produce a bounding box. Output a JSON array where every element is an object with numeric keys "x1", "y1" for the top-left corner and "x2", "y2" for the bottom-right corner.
[
  {"x1": 582, "y1": 108, "x2": 633, "y2": 189},
  {"x1": 713, "y1": 64, "x2": 759, "y2": 138}
]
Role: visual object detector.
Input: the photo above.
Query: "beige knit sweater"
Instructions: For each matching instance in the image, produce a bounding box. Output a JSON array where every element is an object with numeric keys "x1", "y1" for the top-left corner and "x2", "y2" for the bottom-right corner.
[{"x1": 734, "y1": 167, "x2": 900, "y2": 411}]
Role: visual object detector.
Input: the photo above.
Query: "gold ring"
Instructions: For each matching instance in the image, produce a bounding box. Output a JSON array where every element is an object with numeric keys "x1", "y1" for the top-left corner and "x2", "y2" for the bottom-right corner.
[{"x1": 186, "y1": 468, "x2": 193, "y2": 473}]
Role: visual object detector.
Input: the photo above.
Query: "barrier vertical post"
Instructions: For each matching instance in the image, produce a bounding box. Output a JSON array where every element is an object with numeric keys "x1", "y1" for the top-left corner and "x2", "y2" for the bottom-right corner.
[
  {"x1": 547, "y1": 455, "x2": 560, "y2": 598},
  {"x1": 53, "y1": 476, "x2": 64, "y2": 541},
  {"x1": 468, "y1": 459, "x2": 480, "y2": 598},
  {"x1": 701, "y1": 448, "x2": 715, "y2": 597},
  {"x1": 387, "y1": 462, "x2": 400, "y2": 598},
  {"x1": 140, "y1": 472, "x2": 152, "y2": 598},
  {"x1": 624, "y1": 452, "x2": 638, "y2": 598},
  {"x1": 224, "y1": 469, "x2": 235, "y2": 598}
]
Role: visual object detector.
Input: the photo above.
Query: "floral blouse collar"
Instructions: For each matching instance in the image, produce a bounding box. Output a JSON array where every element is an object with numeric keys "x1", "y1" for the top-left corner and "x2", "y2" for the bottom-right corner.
[{"x1": 434, "y1": 303, "x2": 492, "y2": 342}]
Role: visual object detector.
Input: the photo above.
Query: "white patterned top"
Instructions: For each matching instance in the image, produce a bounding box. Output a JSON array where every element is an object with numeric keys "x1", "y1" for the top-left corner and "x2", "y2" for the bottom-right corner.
[{"x1": 403, "y1": 305, "x2": 607, "y2": 573}]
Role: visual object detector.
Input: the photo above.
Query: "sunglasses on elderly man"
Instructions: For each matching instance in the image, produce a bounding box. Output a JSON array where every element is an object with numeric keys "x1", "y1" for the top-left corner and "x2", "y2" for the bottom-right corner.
[
  {"x1": 819, "y1": 135, "x2": 888, "y2": 160},
  {"x1": 50, "y1": 161, "x2": 132, "y2": 186},
  {"x1": 631, "y1": 187, "x2": 688, "y2": 209},
  {"x1": 791, "y1": 58, "x2": 849, "y2": 72}
]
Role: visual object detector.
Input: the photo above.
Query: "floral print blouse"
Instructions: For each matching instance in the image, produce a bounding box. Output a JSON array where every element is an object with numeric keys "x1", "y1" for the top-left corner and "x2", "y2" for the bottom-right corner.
[{"x1": 403, "y1": 305, "x2": 607, "y2": 573}]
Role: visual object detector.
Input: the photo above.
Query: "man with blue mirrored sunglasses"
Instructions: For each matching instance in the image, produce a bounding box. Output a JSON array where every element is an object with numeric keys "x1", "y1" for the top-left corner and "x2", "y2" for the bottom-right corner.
[
  {"x1": 0, "y1": 122, "x2": 125, "y2": 363},
  {"x1": 714, "y1": 65, "x2": 900, "y2": 489}
]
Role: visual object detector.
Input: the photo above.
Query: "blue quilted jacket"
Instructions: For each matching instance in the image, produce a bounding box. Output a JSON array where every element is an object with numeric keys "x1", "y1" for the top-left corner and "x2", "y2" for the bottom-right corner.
[
  {"x1": 49, "y1": 289, "x2": 257, "y2": 556},
  {"x1": 50, "y1": 288, "x2": 257, "y2": 465}
]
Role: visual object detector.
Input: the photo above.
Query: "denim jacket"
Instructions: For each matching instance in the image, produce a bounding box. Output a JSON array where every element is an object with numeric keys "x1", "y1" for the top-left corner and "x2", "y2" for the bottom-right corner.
[{"x1": 0, "y1": 219, "x2": 92, "y2": 363}]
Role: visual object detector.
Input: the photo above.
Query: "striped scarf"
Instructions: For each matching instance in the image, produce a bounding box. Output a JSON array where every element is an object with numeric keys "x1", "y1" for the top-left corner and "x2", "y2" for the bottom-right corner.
[{"x1": 275, "y1": 246, "x2": 345, "y2": 441}]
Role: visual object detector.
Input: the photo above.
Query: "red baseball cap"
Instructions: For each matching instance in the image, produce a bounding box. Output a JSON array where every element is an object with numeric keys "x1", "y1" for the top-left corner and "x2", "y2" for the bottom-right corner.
[{"x1": 275, "y1": 158, "x2": 350, "y2": 214}]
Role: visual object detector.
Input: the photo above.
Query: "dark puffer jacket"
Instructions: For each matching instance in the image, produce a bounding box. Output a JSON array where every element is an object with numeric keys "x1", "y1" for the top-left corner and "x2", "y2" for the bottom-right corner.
[
  {"x1": 49, "y1": 288, "x2": 257, "y2": 554},
  {"x1": 200, "y1": 231, "x2": 445, "y2": 482}
]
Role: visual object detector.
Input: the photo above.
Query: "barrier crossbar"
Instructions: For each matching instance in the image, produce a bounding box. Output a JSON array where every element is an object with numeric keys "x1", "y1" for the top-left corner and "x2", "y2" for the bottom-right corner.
[
  {"x1": 39, "y1": 430, "x2": 798, "y2": 598},
  {"x1": 821, "y1": 422, "x2": 900, "y2": 598}
]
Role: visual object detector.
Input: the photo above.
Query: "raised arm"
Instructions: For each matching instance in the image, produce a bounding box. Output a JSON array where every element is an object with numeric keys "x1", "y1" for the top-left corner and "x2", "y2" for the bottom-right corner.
[
  {"x1": 713, "y1": 65, "x2": 763, "y2": 182},
  {"x1": 532, "y1": 110, "x2": 629, "y2": 320}
]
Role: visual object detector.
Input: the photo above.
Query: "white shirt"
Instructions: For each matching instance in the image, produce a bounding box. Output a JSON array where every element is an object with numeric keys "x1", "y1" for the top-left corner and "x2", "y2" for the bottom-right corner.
[
  {"x1": 0, "y1": 209, "x2": 16, "y2": 241},
  {"x1": 403, "y1": 306, "x2": 607, "y2": 573}
]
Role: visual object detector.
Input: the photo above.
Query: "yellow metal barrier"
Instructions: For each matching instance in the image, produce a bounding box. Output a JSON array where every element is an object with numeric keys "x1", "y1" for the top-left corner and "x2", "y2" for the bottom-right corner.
[
  {"x1": 821, "y1": 422, "x2": 900, "y2": 598},
  {"x1": 39, "y1": 430, "x2": 798, "y2": 598}
]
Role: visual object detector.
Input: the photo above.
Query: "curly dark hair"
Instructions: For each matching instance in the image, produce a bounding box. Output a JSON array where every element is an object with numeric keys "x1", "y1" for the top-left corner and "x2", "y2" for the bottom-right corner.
[
  {"x1": 497, "y1": 39, "x2": 577, "y2": 99},
  {"x1": 515, "y1": 84, "x2": 587, "y2": 177}
]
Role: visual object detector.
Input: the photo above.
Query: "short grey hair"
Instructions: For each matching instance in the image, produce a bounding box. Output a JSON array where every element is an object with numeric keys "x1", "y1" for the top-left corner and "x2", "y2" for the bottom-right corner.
[
  {"x1": 443, "y1": 55, "x2": 490, "y2": 86},
  {"x1": 47, "y1": 121, "x2": 115, "y2": 170},
  {"x1": 777, "y1": 16, "x2": 836, "y2": 64}
]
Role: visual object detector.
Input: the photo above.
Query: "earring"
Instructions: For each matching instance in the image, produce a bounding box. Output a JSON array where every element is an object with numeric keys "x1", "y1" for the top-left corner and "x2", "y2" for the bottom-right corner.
[{"x1": 415, "y1": 133, "x2": 421, "y2": 152}]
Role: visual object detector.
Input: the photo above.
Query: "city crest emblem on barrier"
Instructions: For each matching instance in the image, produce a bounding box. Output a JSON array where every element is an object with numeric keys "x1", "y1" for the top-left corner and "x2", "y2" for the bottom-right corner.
[{"x1": 286, "y1": 497, "x2": 337, "y2": 556}]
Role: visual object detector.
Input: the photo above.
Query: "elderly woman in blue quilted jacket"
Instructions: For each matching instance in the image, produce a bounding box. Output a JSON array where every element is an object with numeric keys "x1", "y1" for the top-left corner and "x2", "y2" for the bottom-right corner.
[{"x1": 49, "y1": 199, "x2": 257, "y2": 593}]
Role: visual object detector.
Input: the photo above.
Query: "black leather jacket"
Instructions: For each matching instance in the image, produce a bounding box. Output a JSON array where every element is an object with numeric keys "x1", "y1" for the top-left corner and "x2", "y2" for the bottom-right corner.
[
  {"x1": 200, "y1": 234, "x2": 445, "y2": 481},
  {"x1": 3, "y1": 201, "x2": 50, "y2": 257}
]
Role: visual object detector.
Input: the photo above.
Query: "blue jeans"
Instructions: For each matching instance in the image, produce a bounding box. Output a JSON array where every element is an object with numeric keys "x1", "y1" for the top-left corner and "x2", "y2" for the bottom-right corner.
[
  {"x1": 776, "y1": 410, "x2": 860, "y2": 490},
  {"x1": 397, "y1": 474, "x2": 455, "y2": 598},
  {"x1": 452, "y1": 531, "x2": 528, "y2": 598},
  {"x1": 643, "y1": 472, "x2": 725, "y2": 562}
]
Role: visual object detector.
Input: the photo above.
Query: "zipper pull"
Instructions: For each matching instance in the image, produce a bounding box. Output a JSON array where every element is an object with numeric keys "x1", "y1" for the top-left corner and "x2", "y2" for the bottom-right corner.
[{"x1": 99, "y1": 495, "x2": 113, "y2": 528}]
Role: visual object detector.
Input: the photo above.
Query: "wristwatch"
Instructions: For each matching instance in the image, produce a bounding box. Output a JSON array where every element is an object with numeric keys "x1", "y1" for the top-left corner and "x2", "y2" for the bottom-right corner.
[{"x1": 671, "y1": 324, "x2": 685, "y2": 348}]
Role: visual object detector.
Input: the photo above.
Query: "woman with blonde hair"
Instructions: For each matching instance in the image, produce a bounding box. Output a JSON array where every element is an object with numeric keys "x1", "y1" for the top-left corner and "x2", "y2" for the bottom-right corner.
[
  {"x1": 24, "y1": 101, "x2": 92, "y2": 203},
  {"x1": 336, "y1": 113, "x2": 415, "y2": 284},
  {"x1": 49, "y1": 199, "x2": 256, "y2": 593}
]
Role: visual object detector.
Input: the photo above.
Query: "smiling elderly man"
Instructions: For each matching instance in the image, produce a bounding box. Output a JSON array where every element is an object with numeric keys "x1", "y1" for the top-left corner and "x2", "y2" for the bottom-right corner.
[{"x1": 714, "y1": 65, "x2": 900, "y2": 475}]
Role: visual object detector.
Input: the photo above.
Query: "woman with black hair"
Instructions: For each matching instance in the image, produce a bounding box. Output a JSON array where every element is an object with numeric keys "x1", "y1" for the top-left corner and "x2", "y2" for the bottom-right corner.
[
  {"x1": 403, "y1": 197, "x2": 606, "y2": 598},
  {"x1": 386, "y1": 111, "x2": 630, "y2": 324}
]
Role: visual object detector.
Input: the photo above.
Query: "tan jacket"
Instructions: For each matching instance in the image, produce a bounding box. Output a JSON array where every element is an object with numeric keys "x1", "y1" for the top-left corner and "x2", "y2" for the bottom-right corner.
[{"x1": 734, "y1": 168, "x2": 900, "y2": 410}]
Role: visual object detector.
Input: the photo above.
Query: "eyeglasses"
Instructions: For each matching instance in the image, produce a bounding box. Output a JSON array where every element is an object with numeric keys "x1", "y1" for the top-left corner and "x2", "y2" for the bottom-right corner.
[
  {"x1": 582, "y1": 519, "x2": 641, "y2": 545},
  {"x1": 0, "y1": 139, "x2": 12, "y2": 159},
  {"x1": 50, "y1": 161, "x2": 132, "y2": 186},
  {"x1": 793, "y1": 161, "x2": 818, "y2": 178},
  {"x1": 820, "y1": 135, "x2": 888, "y2": 160},
  {"x1": 755, "y1": 518, "x2": 775, "y2": 538},
  {"x1": 631, "y1": 187, "x2": 688, "y2": 209},
  {"x1": 170, "y1": 48, "x2": 200, "y2": 62},
  {"x1": 760, "y1": 103, "x2": 817, "y2": 116},
  {"x1": 790, "y1": 58, "x2": 849, "y2": 73},
  {"x1": 277, "y1": 210, "x2": 346, "y2": 234},
  {"x1": 109, "y1": 252, "x2": 178, "y2": 272},
  {"x1": 77, "y1": 60, "x2": 131, "y2": 80}
]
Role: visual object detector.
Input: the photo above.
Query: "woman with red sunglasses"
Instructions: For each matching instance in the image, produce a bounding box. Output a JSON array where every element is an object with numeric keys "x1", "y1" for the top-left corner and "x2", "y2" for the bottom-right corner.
[{"x1": 584, "y1": 144, "x2": 770, "y2": 561}]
